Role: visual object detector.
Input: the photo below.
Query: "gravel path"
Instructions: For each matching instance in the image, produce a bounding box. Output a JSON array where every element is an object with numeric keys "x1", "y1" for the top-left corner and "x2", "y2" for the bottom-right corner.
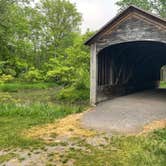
[{"x1": 82, "y1": 89, "x2": 166, "y2": 134}]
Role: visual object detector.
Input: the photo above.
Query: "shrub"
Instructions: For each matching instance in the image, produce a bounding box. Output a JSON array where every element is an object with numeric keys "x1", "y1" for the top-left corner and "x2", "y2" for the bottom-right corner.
[
  {"x1": 73, "y1": 69, "x2": 89, "y2": 90},
  {"x1": 0, "y1": 93, "x2": 18, "y2": 104},
  {"x1": 56, "y1": 86, "x2": 89, "y2": 103},
  {"x1": 23, "y1": 68, "x2": 42, "y2": 82},
  {"x1": 46, "y1": 66, "x2": 74, "y2": 84},
  {"x1": 0, "y1": 74, "x2": 14, "y2": 83}
]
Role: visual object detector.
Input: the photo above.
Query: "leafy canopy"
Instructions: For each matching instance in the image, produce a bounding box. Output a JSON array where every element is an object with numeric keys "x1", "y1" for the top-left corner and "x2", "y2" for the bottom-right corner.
[{"x1": 116, "y1": 0, "x2": 166, "y2": 18}]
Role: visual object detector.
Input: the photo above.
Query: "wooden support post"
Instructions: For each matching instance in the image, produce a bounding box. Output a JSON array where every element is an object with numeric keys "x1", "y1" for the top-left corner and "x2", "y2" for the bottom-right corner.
[{"x1": 90, "y1": 43, "x2": 97, "y2": 105}]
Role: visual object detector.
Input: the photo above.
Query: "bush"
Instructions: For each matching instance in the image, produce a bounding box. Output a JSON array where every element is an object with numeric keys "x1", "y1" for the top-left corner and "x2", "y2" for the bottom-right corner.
[
  {"x1": 0, "y1": 93, "x2": 18, "y2": 104},
  {"x1": 23, "y1": 68, "x2": 42, "y2": 82},
  {"x1": 56, "y1": 86, "x2": 89, "y2": 103},
  {"x1": 73, "y1": 69, "x2": 89, "y2": 90},
  {"x1": 46, "y1": 66, "x2": 74, "y2": 84},
  {"x1": 0, "y1": 74, "x2": 14, "y2": 83}
]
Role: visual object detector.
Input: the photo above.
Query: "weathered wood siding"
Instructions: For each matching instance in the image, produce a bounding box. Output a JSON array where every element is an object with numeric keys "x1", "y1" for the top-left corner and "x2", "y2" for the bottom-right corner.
[{"x1": 96, "y1": 15, "x2": 166, "y2": 53}]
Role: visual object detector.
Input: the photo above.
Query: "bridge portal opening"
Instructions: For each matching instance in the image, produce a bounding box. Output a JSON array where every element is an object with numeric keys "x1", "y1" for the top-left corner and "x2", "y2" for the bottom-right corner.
[{"x1": 97, "y1": 41, "x2": 166, "y2": 102}]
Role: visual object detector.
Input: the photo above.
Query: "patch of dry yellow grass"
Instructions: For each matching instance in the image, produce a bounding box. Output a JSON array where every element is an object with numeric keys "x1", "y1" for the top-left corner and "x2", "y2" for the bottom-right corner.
[
  {"x1": 138, "y1": 119, "x2": 166, "y2": 135},
  {"x1": 25, "y1": 112, "x2": 96, "y2": 142}
]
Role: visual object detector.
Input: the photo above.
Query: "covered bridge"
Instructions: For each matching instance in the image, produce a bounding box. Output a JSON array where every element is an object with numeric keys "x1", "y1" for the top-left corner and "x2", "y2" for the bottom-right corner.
[{"x1": 85, "y1": 5, "x2": 166, "y2": 105}]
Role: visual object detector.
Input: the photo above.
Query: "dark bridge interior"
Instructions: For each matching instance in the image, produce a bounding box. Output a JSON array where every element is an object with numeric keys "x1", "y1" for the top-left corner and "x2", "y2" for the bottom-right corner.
[{"x1": 97, "y1": 41, "x2": 166, "y2": 101}]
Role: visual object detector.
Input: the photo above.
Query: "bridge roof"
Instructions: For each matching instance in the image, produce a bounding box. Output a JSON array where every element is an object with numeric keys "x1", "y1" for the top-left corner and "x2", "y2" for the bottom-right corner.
[{"x1": 85, "y1": 5, "x2": 166, "y2": 46}]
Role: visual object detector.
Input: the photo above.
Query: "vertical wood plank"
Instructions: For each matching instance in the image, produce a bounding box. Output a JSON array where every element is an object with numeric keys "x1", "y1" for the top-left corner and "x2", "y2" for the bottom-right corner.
[{"x1": 90, "y1": 43, "x2": 97, "y2": 105}]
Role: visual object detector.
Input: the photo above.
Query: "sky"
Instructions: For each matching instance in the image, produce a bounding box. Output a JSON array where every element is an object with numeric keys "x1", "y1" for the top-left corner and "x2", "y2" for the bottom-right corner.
[{"x1": 70, "y1": 0, "x2": 118, "y2": 33}]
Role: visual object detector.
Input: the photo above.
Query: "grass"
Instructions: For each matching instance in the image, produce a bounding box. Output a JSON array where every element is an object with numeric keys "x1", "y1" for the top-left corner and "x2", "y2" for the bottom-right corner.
[
  {"x1": 0, "y1": 82, "x2": 56, "y2": 92},
  {"x1": 0, "y1": 103, "x2": 84, "y2": 149},
  {"x1": 0, "y1": 82, "x2": 87, "y2": 149},
  {"x1": 0, "y1": 153, "x2": 18, "y2": 163},
  {"x1": 160, "y1": 81, "x2": 166, "y2": 88},
  {"x1": 66, "y1": 129, "x2": 166, "y2": 166}
]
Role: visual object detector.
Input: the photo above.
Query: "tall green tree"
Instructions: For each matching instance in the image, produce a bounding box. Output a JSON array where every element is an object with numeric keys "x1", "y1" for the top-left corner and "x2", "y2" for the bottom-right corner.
[
  {"x1": 38, "y1": 0, "x2": 82, "y2": 58},
  {"x1": 116, "y1": 0, "x2": 166, "y2": 18}
]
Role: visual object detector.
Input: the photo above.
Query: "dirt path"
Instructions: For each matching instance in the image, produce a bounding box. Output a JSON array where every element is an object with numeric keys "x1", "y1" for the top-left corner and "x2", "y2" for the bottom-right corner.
[
  {"x1": 0, "y1": 114, "x2": 109, "y2": 166},
  {"x1": 82, "y1": 89, "x2": 166, "y2": 134}
]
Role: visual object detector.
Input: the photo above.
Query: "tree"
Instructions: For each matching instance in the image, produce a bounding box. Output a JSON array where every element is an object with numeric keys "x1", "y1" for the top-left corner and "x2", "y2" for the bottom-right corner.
[
  {"x1": 45, "y1": 31, "x2": 94, "y2": 86},
  {"x1": 0, "y1": 0, "x2": 34, "y2": 76},
  {"x1": 38, "y1": 0, "x2": 82, "y2": 58},
  {"x1": 116, "y1": 0, "x2": 166, "y2": 18}
]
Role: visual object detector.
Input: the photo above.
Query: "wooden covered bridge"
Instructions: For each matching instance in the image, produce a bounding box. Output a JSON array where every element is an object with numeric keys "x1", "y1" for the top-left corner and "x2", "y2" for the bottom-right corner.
[{"x1": 85, "y1": 5, "x2": 166, "y2": 105}]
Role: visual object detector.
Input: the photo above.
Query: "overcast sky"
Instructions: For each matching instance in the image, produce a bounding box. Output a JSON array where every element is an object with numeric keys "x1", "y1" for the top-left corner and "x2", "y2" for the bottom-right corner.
[{"x1": 70, "y1": 0, "x2": 118, "y2": 33}]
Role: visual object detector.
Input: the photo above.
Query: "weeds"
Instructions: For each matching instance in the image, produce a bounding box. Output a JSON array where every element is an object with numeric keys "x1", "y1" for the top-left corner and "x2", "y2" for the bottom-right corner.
[{"x1": 0, "y1": 82, "x2": 56, "y2": 92}]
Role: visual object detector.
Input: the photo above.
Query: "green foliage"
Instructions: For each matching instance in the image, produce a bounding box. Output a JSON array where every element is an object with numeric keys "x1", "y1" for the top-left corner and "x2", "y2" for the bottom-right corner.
[
  {"x1": 39, "y1": 0, "x2": 82, "y2": 56},
  {"x1": 0, "y1": 0, "x2": 94, "y2": 103},
  {"x1": 46, "y1": 65, "x2": 75, "y2": 84},
  {"x1": 0, "y1": 82, "x2": 56, "y2": 92},
  {"x1": 45, "y1": 31, "x2": 92, "y2": 88},
  {"x1": 0, "y1": 103, "x2": 82, "y2": 119},
  {"x1": 0, "y1": 0, "x2": 93, "y2": 102},
  {"x1": 56, "y1": 86, "x2": 89, "y2": 103},
  {"x1": 0, "y1": 93, "x2": 18, "y2": 103},
  {"x1": 73, "y1": 69, "x2": 90, "y2": 90},
  {"x1": 160, "y1": 81, "x2": 166, "y2": 88},
  {"x1": 0, "y1": 74, "x2": 14, "y2": 83},
  {"x1": 23, "y1": 67, "x2": 43, "y2": 82},
  {"x1": 116, "y1": 0, "x2": 166, "y2": 18},
  {"x1": 0, "y1": 0, "x2": 84, "y2": 80}
]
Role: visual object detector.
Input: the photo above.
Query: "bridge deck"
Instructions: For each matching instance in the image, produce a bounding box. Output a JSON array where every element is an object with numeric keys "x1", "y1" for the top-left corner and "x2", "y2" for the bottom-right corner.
[{"x1": 82, "y1": 89, "x2": 166, "y2": 134}]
